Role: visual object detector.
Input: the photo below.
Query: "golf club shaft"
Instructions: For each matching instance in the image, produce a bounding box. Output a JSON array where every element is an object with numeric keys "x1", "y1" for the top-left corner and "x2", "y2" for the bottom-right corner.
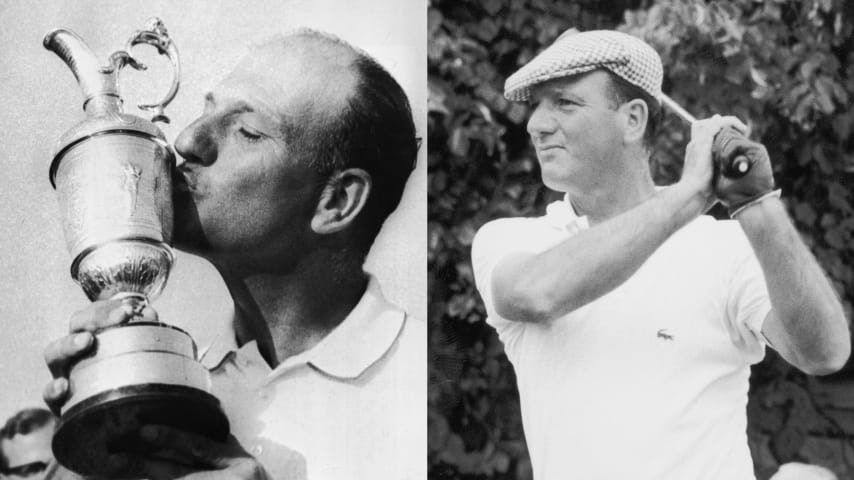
[
  {"x1": 660, "y1": 93, "x2": 750, "y2": 178},
  {"x1": 660, "y1": 93, "x2": 696, "y2": 124}
]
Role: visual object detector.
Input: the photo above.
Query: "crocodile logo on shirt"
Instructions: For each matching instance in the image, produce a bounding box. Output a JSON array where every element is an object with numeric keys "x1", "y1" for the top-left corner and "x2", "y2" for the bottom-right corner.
[{"x1": 656, "y1": 329, "x2": 674, "y2": 341}]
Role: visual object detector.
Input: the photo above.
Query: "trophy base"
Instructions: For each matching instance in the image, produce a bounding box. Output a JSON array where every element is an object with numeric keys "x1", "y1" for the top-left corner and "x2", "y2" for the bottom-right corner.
[
  {"x1": 53, "y1": 383, "x2": 229, "y2": 478},
  {"x1": 53, "y1": 323, "x2": 229, "y2": 478}
]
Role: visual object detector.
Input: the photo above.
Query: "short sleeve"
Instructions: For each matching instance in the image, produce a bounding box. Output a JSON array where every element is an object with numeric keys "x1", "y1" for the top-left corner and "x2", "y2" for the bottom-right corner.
[
  {"x1": 723, "y1": 224, "x2": 772, "y2": 360},
  {"x1": 471, "y1": 217, "x2": 567, "y2": 348}
]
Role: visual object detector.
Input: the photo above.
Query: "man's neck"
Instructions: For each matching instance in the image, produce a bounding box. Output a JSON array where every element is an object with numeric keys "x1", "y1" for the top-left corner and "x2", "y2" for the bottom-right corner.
[
  {"x1": 569, "y1": 154, "x2": 657, "y2": 225},
  {"x1": 215, "y1": 251, "x2": 368, "y2": 368}
]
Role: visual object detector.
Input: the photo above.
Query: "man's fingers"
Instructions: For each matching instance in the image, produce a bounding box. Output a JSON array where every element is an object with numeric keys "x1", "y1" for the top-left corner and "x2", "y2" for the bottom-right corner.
[
  {"x1": 139, "y1": 425, "x2": 237, "y2": 469},
  {"x1": 718, "y1": 115, "x2": 748, "y2": 135},
  {"x1": 43, "y1": 332, "x2": 92, "y2": 415},
  {"x1": 691, "y1": 115, "x2": 748, "y2": 141},
  {"x1": 138, "y1": 305, "x2": 159, "y2": 323},
  {"x1": 715, "y1": 134, "x2": 766, "y2": 174},
  {"x1": 136, "y1": 456, "x2": 196, "y2": 480},
  {"x1": 704, "y1": 115, "x2": 747, "y2": 135},
  {"x1": 42, "y1": 378, "x2": 68, "y2": 416},
  {"x1": 67, "y1": 299, "x2": 159, "y2": 334},
  {"x1": 101, "y1": 453, "x2": 194, "y2": 480},
  {"x1": 69, "y1": 299, "x2": 135, "y2": 333},
  {"x1": 136, "y1": 427, "x2": 268, "y2": 479},
  {"x1": 690, "y1": 114, "x2": 719, "y2": 140},
  {"x1": 44, "y1": 332, "x2": 93, "y2": 379},
  {"x1": 101, "y1": 453, "x2": 137, "y2": 478}
]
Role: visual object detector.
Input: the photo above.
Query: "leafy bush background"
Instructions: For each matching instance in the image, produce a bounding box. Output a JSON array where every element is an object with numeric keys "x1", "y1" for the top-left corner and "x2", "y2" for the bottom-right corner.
[{"x1": 428, "y1": 1, "x2": 854, "y2": 479}]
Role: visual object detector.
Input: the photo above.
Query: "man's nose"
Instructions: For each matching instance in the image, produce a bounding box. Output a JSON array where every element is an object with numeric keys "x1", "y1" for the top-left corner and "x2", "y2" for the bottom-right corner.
[
  {"x1": 526, "y1": 103, "x2": 557, "y2": 138},
  {"x1": 174, "y1": 118, "x2": 217, "y2": 167}
]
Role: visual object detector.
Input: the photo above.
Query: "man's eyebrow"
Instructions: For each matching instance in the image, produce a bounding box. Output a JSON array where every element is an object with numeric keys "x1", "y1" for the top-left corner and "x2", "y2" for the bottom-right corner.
[{"x1": 204, "y1": 92, "x2": 254, "y2": 114}]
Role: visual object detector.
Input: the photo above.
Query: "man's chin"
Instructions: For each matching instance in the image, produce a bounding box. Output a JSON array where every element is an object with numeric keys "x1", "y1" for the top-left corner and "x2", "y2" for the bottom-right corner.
[{"x1": 540, "y1": 172, "x2": 574, "y2": 193}]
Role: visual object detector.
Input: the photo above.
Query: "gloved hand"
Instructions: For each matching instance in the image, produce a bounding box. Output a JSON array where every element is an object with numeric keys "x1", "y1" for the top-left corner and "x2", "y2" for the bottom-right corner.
[{"x1": 712, "y1": 128, "x2": 777, "y2": 217}]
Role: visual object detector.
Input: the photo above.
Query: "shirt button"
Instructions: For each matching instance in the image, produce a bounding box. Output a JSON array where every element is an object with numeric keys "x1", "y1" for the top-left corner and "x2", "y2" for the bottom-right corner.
[
  {"x1": 257, "y1": 388, "x2": 270, "y2": 400},
  {"x1": 251, "y1": 444, "x2": 263, "y2": 456}
]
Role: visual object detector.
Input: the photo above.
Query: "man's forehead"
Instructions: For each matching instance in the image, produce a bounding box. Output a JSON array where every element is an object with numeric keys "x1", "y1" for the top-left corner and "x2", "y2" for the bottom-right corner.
[
  {"x1": 210, "y1": 79, "x2": 283, "y2": 119},
  {"x1": 215, "y1": 44, "x2": 357, "y2": 118}
]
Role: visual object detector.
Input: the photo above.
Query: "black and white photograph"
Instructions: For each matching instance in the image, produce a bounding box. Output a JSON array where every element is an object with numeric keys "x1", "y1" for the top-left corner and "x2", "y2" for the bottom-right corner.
[
  {"x1": 0, "y1": 1, "x2": 425, "y2": 478},
  {"x1": 3, "y1": 1, "x2": 854, "y2": 479},
  {"x1": 428, "y1": 1, "x2": 854, "y2": 479}
]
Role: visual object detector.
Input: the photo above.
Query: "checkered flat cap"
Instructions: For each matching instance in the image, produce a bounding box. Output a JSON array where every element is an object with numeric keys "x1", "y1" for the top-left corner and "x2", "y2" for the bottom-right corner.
[{"x1": 504, "y1": 29, "x2": 663, "y2": 103}]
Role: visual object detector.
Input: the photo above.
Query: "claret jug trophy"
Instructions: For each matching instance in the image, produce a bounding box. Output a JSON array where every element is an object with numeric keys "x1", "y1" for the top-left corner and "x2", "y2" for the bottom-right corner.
[{"x1": 44, "y1": 18, "x2": 228, "y2": 477}]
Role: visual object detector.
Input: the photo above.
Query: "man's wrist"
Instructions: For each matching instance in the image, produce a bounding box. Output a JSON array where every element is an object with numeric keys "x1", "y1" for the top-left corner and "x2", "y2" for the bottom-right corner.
[
  {"x1": 730, "y1": 189, "x2": 782, "y2": 219},
  {"x1": 643, "y1": 181, "x2": 710, "y2": 238},
  {"x1": 733, "y1": 191, "x2": 786, "y2": 227},
  {"x1": 669, "y1": 179, "x2": 711, "y2": 218}
]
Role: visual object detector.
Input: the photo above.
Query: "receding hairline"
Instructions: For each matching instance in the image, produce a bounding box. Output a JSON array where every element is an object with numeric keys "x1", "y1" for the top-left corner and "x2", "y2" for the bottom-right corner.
[
  {"x1": 251, "y1": 29, "x2": 367, "y2": 126},
  {"x1": 251, "y1": 28, "x2": 365, "y2": 74},
  {"x1": 256, "y1": 28, "x2": 362, "y2": 52}
]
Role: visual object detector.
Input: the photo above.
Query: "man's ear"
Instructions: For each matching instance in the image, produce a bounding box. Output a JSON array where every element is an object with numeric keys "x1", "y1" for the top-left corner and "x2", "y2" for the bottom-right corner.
[
  {"x1": 620, "y1": 98, "x2": 648, "y2": 145},
  {"x1": 311, "y1": 168, "x2": 372, "y2": 234}
]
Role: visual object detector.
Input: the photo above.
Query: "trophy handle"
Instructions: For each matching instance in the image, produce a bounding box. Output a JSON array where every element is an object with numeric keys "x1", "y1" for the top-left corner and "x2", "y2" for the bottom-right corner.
[{"x1": 104, "y1": 18, "x2": 181, "y2": 124}]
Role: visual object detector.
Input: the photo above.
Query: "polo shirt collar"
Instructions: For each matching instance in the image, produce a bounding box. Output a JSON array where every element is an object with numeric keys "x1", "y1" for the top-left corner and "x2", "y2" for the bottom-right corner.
[
  {"x1": 545, "y1": 194, "x2": 589, "y2": 232},
  {"x1": 199, "y1": 276, "x2": 405, "y2": 381}
]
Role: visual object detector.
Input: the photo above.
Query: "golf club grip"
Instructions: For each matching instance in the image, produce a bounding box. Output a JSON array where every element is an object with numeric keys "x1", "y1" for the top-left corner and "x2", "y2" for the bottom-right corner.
[{"x1": 712, "y1": 126, "x2": 751, "y2": 179}]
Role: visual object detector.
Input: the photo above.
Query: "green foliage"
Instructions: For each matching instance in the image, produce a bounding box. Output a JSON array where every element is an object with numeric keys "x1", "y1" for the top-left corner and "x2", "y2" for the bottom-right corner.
[{"x1": 429, "y1": 0, "x2": 854, "y2": 478}]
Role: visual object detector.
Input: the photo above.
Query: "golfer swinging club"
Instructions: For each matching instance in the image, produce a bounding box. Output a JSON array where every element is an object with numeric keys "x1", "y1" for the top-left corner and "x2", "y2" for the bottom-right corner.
[{"x1": 471, "y1": 29, "x2": 849, "y2": 479}]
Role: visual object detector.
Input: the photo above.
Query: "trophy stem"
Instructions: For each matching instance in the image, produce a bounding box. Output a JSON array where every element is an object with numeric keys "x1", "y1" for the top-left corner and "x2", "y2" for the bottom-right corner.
[{"x1": 111, "y1": 292, "x2": 152, "y2": 321}]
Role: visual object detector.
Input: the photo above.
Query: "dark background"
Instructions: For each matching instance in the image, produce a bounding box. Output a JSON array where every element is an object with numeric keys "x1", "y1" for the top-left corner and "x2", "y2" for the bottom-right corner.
[{"x1": 428, "y1": 0, "x2": 854, "y2": 478}]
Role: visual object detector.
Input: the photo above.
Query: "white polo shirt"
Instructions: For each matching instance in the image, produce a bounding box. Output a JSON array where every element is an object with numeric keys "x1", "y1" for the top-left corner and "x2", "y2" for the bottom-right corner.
[
  {"x1": 472, "y1": 197, "x2": 771, "y2": 480},
  {"x1": 199, "y1": 277, "x2": 426, "y2": 480}
]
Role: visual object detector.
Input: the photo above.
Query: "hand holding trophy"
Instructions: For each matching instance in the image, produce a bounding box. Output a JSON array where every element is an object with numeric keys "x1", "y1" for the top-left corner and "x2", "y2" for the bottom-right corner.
[{"x1": 44, "y1": 18, "x2": 228, "y2": 478}]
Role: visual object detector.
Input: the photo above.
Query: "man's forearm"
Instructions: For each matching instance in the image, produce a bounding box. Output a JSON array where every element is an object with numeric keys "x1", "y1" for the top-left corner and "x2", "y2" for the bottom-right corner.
[
  {"x1": 738, "y1": 197, "x2": 850, "y2": 374},
  {"x1": 493, "y1": 181, "x2": 707, "y2": 322}
]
